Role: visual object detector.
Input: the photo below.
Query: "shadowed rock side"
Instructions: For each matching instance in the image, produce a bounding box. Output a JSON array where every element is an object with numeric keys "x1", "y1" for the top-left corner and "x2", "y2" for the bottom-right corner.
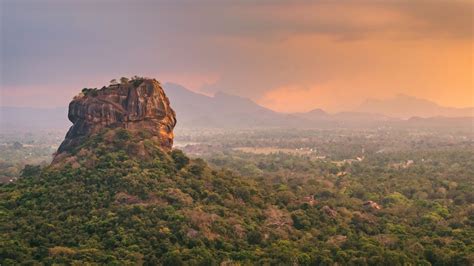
[{"x1": 55, "y1": 78, "x2": 176, "y2": 159}]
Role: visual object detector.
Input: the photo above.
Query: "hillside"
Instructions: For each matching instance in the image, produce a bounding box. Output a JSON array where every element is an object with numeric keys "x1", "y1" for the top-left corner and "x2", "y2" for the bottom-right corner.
[{"x1": 0, "y1": 127, "x2": 270, "y2": 264}]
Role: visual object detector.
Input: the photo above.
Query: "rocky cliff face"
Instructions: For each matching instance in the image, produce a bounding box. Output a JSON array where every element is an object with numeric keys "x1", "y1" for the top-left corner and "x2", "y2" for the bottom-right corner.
[{"x1": 56, "y1": 78, "x2": 176, "y2": 157}]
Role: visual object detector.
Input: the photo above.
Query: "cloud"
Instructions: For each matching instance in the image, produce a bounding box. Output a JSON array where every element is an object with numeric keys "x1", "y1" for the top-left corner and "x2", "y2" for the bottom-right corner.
[
  {"x1": 1, "y1": 0, "x2": 472, "y2": 110},
  {"x1": 168, "y1": 0, "x2": 474, "y2": 41}
]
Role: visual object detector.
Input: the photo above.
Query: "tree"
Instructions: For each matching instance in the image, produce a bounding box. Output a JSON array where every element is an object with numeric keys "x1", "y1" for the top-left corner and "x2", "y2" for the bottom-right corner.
[
  {"x1": 291, "y1": 210, "x2": 311, "y2": 230},
  {"x1": 21, "y1": 165, "x2": 41, "y2": 178},
  {"x1": 171, "y1": 149, "x2": 190, "y2": 170},
  {"x1": 110, "y1": 79, "x2": 118, "y2": 85},
  {"x1": 120, "y1": 77, "x2": 129, "y2": 84},
  {"x1": 12, "y1": 141, "x2": 23, "y2": 150}
]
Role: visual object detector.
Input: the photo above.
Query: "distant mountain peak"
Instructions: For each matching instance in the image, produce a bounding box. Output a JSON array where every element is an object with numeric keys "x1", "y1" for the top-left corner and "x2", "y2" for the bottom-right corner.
[
  {"x1": 306, "y1": 108, "x2": 328, "y2": 116},
  {"x1": 162, "y1": 83, "x2": 282, "y2": 128},
  {"x1": 213, "y1": 91, "x2": 254, "y2": 102},
  {"x1": 355, "y1": 94, "x2": 473, "y2": 118}
]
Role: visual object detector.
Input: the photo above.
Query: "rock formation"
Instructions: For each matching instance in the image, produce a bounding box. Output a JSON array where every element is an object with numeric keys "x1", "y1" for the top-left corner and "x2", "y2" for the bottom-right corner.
[{"x1": 55, "y1": 78, "x2": 176, "y2": 158}]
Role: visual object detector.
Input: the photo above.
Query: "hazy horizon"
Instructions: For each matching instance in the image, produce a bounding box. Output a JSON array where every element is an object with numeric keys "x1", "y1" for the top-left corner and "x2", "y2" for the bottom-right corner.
[
  {"x1": 1, "y1": 2, "x2": 473, "y2": 264},
  {"x1": 1, "y1": 0, "x2": 473, "y2": 112},
  {"x1": 1, "y1": 84, "x2": 473, "y2": 115}
]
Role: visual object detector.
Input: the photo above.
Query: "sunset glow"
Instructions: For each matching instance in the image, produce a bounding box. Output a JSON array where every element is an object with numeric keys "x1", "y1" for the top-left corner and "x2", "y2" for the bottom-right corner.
[{"x1": 1, "y1": 0, "x2": 473, "y2": 111}]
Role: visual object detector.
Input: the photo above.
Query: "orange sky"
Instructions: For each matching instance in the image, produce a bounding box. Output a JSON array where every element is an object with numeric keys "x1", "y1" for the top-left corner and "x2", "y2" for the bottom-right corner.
[
  {"x1": 1, "y1": 0, "x2": 473, "y2": 112},
  {"x1": 256, "y1": 35, "x2": 473, "y2": 112}
]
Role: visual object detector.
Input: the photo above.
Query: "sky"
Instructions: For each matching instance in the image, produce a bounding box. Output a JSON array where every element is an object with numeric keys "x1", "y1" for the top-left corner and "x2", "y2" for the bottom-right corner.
[{"x1": 1, "y1": 0, "x2": 473, "y2": 112}]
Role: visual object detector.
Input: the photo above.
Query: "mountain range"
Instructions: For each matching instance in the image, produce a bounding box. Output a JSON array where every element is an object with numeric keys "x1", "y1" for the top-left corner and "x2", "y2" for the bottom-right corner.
[
  {"x1": 164, "y1": 83, "x2": 288, "y2": 128},
  {"x1": 355, "y1": 94, "x2": 474, "y2": 118},
  {"x1": 1, "y1": 83, "x2": 472, "y2": 131}
]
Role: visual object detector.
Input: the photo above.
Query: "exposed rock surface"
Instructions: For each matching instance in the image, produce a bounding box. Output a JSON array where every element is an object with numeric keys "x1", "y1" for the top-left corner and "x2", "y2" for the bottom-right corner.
[
  {"x1": 55, "y1": 78, "x2": 176, "y2": 158},
  {"x1": 363, "y1": 200, "x2": 382, "y2": 210}
]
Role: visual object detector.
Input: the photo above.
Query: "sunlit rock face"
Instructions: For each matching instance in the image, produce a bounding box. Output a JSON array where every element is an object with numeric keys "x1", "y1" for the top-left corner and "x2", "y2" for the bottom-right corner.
[{"x1": 56, "y1": 78, "x2": 176, "y2": 156}]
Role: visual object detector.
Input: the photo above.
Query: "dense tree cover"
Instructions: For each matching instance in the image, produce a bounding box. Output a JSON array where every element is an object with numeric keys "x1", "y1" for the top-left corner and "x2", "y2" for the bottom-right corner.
[
  {"x1": 176, "y1": 127, "x2": 473, "y2": 160},
  {"x1": 202, "y1": 147, "x2": 474, "y2": 265},
  {"x1": 1, "y1": 128, "x2": 473, "y2": 265}
]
